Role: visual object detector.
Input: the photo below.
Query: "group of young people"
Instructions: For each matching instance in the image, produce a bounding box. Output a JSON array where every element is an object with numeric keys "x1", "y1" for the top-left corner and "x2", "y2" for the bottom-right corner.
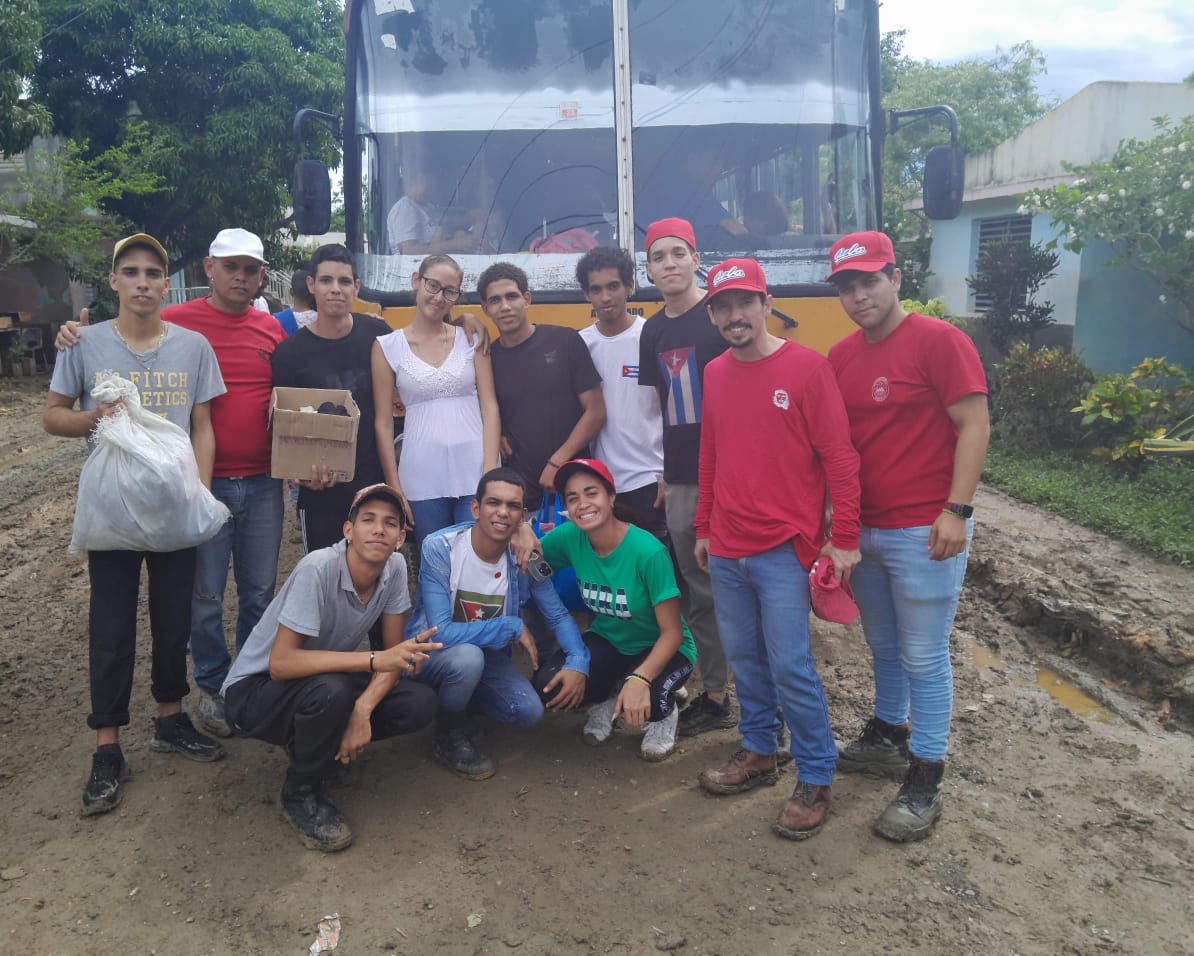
[{"x1": 46, "y1": 213, "x2": 987, "y2": 853}]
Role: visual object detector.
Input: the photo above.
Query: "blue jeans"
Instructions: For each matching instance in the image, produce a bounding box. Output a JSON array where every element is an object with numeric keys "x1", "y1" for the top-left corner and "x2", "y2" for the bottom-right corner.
[
  {"x1": 850, "y1": 522, "x2": 973, "y2": 762},
  {"x1": 709, "y1": 545, "x2": 836, "y2": 786},
  {"x1": 409, "y1": 496, "x2": 475, "y2": 551},
  {"x1": 191, "y1": 476, "x2": 284, "y2": 692},
  {"x1": 411, "y1": 644, "x2": 544, "y2": 727}
]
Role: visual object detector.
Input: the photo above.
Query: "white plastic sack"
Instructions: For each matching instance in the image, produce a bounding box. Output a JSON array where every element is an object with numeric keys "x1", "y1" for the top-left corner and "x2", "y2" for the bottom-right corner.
[{"x1": 69, "y1": 373, "x2": 231, "y2": 553}]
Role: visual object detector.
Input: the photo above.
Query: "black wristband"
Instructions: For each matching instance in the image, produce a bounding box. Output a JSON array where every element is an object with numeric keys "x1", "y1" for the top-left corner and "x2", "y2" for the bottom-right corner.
[{"x1": 369, "y1": 650, "x2": 375, "y2": 673}]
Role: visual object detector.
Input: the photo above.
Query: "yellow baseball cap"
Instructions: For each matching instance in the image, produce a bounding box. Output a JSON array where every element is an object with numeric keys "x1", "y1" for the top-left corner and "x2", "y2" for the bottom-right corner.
[{"x1": 112, "y1": 233, "x2": 169, "y2": 271}]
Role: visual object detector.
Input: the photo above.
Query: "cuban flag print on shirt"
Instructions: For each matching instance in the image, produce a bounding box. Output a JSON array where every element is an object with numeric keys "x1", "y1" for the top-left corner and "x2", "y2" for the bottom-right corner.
[{"x1": 658, "y1": 347, "x2": 702, "y2": 426}]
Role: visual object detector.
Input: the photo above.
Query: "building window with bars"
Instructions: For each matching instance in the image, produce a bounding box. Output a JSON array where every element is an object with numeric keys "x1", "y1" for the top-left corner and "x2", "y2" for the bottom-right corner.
[{"x1": 972, "y1": 214, "x2": 1032, "y2": 311}]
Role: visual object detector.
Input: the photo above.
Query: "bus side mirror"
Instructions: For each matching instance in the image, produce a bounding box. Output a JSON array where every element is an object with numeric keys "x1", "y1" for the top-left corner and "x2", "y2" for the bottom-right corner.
[
  {"x1": 293, "y1": 160, "x2": 332, "y2": 235},
  {"x1": 922, "y1": 145, "x2": 964, "y2": 220}
]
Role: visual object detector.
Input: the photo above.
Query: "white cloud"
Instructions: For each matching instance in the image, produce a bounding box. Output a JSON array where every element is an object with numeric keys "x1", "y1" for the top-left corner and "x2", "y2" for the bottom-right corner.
[{"x1": 882, "y1": 0, "x2": 1192, "y2": 97}]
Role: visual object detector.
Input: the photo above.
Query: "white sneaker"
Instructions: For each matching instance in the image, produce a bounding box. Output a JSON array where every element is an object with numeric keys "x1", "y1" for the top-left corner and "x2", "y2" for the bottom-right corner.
[
  {"x1": 583, "y1": 698, "x2": 617, "y2": 746},
  {"x1": 640, "y1": 706, "x2": 679, "y2": 762}
]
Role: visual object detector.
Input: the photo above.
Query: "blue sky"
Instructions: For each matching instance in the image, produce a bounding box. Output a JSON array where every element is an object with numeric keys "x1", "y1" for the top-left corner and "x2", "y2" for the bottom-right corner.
[{"x1": 882, "y1": 0, "x2": 1193, "y2": 101}]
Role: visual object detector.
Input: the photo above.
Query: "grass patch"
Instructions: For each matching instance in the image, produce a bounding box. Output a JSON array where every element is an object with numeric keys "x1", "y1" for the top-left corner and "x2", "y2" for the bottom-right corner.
[{"x1": 982, "y1": 444, "x2": 1194, "y2": 565}]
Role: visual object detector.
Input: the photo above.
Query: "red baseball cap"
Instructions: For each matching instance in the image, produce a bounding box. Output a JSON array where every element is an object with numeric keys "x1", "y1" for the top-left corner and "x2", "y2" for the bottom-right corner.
[
  {"x1": 554, "y1": 458, "x2": 617, "y2": 495},
  {"x1": 825, "y1": 231, "x2": 895, "y2": 282},
  {"x1": 808, "y1": 556, "x2": 860, "y2": 625},
  {"x1": 706, "y1": 258, "x2": 767, "y2": 301},
  {"x1": 645, "y1": 217, "x2": 697, "y2": 253}
]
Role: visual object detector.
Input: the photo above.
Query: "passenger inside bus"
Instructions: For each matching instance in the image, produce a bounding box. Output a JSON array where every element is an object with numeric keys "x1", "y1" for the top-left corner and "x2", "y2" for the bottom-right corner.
[
  {"x1": 741, "y1": 191, "x2": 793, "y2": 238},
  {"x1": 634, "y1": 139, "x2": 748, "y2": 250},
  {"x1": 385, "y1": 167, "x2": 495, "y2": 256}
]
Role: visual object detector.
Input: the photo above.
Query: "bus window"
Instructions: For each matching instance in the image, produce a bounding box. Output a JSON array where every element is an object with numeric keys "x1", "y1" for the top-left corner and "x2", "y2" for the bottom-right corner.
[
  {"x1": 351, "y1": 0, "x2": 617, "y2": 296},
  {"x1": 628, "y1": 0, "x2": 875, "y2": 283}
]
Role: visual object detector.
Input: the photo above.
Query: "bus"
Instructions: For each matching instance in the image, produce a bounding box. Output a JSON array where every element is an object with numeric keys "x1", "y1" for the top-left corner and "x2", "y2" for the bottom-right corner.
[{"x1": 294, "y1": 0, "x2": 961, "y2": 353}]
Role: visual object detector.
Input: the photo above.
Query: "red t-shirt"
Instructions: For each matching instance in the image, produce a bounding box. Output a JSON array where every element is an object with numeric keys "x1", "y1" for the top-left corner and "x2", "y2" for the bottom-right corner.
[
  {"x1": 163, "y1": 298, "x2": 285, "y2": 477},
  {"x1": 828, "y1": 312, "x2": 987, "y2": 529},
  {"x1": 695, "y1": 341, "x2": 860, "y2": 568}
]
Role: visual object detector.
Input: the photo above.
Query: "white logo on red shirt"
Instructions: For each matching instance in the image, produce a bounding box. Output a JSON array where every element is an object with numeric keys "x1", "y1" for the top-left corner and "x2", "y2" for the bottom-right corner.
[
  {"x1": 772, "y1": 388, "x2": 790, "y2": 410},
  {"x1": 871, "y1": 376, "x2": 890, "y2": 402},
  {"x1": 711, "y1": 265, "x2": 747, "y2": 287},
  {"x1": 833, "y1": 242, "x2": 869, "y2": 265}
]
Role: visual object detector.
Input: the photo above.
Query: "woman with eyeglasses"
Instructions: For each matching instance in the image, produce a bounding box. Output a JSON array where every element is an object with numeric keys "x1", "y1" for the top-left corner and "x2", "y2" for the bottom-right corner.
[{"x1": 372, "y1": 255, "x2": 501, "y2": 547}]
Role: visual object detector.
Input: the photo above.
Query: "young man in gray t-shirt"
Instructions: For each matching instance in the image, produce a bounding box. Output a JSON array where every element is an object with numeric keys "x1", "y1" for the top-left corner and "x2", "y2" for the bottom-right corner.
[
  {"x1": 44, "y1": 233, "x2": 227, "y2": 817},
  {"x1": 222, "y1": 484, "x2": 441, "y2": 852}
]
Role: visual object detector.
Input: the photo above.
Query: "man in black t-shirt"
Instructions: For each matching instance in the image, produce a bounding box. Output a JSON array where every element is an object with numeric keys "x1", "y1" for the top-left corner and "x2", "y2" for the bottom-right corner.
[
  {"x1": 637, "y1": 217, "x2": 736, "y2": 737},
  {"x1": 481, "y1": 262, "x2": 604, "y2": 512},
  {"x1": 271, "y1": 244, "x2": 392, "y2": 552}
]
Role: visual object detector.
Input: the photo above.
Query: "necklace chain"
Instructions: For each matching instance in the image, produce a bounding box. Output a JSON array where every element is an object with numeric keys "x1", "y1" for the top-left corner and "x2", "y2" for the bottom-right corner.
[{"x1": 111, "y1": 321, "x2": 169, "y2": 371}]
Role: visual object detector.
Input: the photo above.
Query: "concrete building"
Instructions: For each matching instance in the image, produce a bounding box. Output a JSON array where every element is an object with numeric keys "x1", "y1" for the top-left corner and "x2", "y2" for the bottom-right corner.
[{"x1": 912, "y1": 81, "x2": 1194, "y2": 373}]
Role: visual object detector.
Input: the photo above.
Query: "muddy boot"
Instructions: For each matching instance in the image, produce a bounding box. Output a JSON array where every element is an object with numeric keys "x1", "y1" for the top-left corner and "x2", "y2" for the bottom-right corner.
[
  {"x1": 279, "y1": 774, "x2": 354, "y2": 852},
  {"x1": 836, "y1": 716, "x2": 909, "y2": 778},
  {"x1": 434, "y1": 712, "x2": 495, "y2": 781},
  {"x1": 772, "y1": 782, "x2": 831, "y2": 841},
  {"x1": 698, "y1": 748, "x2": 780, "y2": 795},
  {"x1": 874, "y1": 757, "x2": 945, "y2": 843}
]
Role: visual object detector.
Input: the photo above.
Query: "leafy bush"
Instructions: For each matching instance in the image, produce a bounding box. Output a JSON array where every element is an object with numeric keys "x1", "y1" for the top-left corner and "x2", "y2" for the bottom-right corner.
[
  {"x1": 991, "y1": 344, "x2": 1095, "y2": 452},
  {"x1": 1074, "y1": 358, "x2": 1194, "y2": 463},
  {"x1": 902, "y1": 296, "x2": 968, "y2": 329},
  {"x1": 966, "y1": 240, "x2": 1060, "y2": 354}
]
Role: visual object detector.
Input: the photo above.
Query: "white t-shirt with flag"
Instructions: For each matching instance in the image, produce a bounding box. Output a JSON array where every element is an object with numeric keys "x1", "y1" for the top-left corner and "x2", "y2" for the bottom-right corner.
[
  {"x1": 452, "y1": 546, "x2": 509, "y2": 624},
  {"x1": 580, "y1": 316, "x2": 664, "y2": 493}
]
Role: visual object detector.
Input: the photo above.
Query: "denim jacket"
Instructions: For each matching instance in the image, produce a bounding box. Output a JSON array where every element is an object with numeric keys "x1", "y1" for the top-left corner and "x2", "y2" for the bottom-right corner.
[{"x1": 405, "y1": 521, "x2": 589, "y2": 674}]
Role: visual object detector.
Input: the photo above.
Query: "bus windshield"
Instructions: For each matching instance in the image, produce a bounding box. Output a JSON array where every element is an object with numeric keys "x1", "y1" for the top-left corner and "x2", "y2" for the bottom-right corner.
[{"x1": 347, "y1": 0, "x2": 877, "y2": 301}]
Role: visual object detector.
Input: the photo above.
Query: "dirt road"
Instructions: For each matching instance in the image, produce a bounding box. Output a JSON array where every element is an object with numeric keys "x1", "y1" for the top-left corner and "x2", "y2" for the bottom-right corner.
[{"x1": 0, "y1": 374, "x2": 1191, "y2": 955}]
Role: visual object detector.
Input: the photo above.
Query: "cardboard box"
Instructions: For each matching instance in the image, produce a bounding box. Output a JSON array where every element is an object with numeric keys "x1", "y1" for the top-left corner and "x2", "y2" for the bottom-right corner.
[{"x1": 270, "y1": 387, "x2": 360, "y2": 482}]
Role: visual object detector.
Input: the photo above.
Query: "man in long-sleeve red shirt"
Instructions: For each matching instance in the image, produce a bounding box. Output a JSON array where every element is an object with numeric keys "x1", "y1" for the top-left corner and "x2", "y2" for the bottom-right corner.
[{"x1": 694, "y1": 258, "x2": 860, "y2": 841}]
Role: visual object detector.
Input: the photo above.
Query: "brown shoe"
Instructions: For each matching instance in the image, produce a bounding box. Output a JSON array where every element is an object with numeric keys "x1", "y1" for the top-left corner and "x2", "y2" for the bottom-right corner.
[
  {"x1": 699, "y1": 748, "x2": 780, "y2": 795},
  {"x1": 772, "y1": 782, "x2": 831, "y2": 840}
]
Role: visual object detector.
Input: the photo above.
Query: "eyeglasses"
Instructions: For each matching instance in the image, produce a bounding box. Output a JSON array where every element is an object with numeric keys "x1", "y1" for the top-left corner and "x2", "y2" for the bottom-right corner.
[{"x1": 420, "y1": 275, "x2": 462, "y2": 302}]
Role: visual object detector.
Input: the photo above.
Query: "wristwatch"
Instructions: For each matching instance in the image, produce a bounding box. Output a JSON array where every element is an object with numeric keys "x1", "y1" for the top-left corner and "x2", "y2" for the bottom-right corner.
[{"x1": 943, "y1": 502, "x2": 974, "y2": 519}]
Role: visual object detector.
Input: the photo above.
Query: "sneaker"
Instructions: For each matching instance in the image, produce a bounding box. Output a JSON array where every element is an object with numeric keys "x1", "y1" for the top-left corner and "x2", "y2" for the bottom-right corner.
[
  {"x1": 149, "y1": 712, "x2": 226, "y2": 763},
  {"x1": 772, "y1": 782, "x2": 831, "y2": 840},
  {"x1": 279, "y1": 780, "x2": 354, "y2": 852},
  {"x1": 582, "y1": 697, "x2": 618, "y2": 746},
  {"x1": 677, "y1": 692, "x2": 735, "y2": 738},
  {"x1": 874, "y1": 757, "x2": 945, "y2": 843},
  {"x1": 82, "y1": 747, "x2": 131, "y2": 816},
  {"x1": 196, "y1": 689, "x2": 232, "y2": 738},
  {"x1": 836, "y1": 716, "x2": 910, "y2": 778},
  {"x1": 434, "y1": 724, "x2": 496, "y2": 781},
  {"x1": 640, "y1": 706, "x2": 679, "y2": 762},
  {"x1": 698, "y1": 748, "x2": 780, "y2": 795}
]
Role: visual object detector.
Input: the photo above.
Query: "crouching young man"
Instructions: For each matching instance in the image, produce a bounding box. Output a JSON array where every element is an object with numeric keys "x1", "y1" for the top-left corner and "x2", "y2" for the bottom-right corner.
[
  {"x1": 222, "y1": 484, "x2": 442, "y2": 851},
  {"x1": 406, "y1": 467, "x2": 589, "y2": 780}
]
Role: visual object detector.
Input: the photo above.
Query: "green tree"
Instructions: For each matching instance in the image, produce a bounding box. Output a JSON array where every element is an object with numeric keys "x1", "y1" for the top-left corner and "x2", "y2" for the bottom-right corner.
[
  {"x1": 0, "y1": 0, "x2": 52, "y2": 157},
  {"x1": 881, "y1": 35, "x2": 1054, "y2": 274},
  {"x1": 966, "y1": 239, "x2": 1059, "y2": 355},
  {"x1": 31, "y1": 0, "x2": 344, "y2": 273},
  {"x1": 0, "y1": 130, "x2": 166, "y2": 289},
  {"x1": 1022, "y1": 114, "x2": 1194, "y2": 336}
]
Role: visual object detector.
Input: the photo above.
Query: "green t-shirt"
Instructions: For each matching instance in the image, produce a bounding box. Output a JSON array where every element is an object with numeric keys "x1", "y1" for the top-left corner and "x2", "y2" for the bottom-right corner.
[{"x1": 541, "y1": 522, "x2": 697, "y2": 665}]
